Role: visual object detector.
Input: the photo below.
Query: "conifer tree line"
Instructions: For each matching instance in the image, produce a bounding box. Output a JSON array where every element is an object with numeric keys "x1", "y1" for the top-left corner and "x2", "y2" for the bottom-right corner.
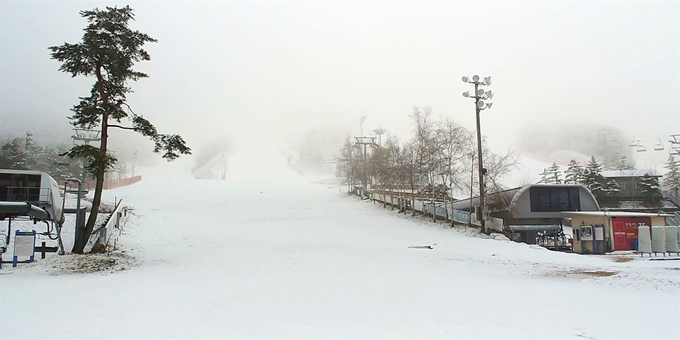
[
  {"x1": 0, "y1": 132, "x2": 82, "y2": 180},
  {"x1": 538, "y1": 155, "x2": 680, "y2": 202},
  {"x1": 664, "y1": 155, "x2": 680, "y2": 194},
  {"x1": 337, "y1": 106, "x2": 518, "y2": 210}
]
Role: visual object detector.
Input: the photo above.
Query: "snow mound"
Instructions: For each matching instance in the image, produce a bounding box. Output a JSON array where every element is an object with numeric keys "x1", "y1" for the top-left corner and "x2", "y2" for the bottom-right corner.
[{"x1": 492, "y1": 233, "x2": 511, "y2": 241}]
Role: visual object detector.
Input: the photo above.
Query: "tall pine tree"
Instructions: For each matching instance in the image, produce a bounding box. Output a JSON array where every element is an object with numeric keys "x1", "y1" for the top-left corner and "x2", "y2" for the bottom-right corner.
[
  {"x1": 0, "y1": 138, "x2": 27, "y2": 169},
  {"x1": 538, "y1": 168, "x2": 549, "y2": 184},
  {"x1": 23, "y1": 132, "x2": 50, "y2": 170},
  {"x1": 49, "y1": 6, "x2": 191, "y2": 253},
  {"x1": 582, "y1": 156, "x2": 605, "y2": 196},
  {"x1": 616, "y1": 154, "x2": 636, "y2": 170},
  {"x1": 564, "y1": 159, "x2": 584, "y2": 184},
  {"x1": 547, "y1": 162, "x2": 562, "y2": 184},
  {"x1": 663, "y1": 155, "x2": 680, "y2": 193},
  {"x1": 603, "y1": 178, "x2": 620, "y2": 195},
  {"x1": 639, "y1": 173, "x2": 661, "y2": 202}
]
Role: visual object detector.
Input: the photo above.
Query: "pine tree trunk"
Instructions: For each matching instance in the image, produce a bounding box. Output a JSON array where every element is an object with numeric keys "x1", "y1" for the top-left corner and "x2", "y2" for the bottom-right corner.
[
  {"x1": 72, "y1": 66, "x2": 109, "y2": 254},
  {"x1": 72, "y1": 157, "x2": 105, "y2": 254}
]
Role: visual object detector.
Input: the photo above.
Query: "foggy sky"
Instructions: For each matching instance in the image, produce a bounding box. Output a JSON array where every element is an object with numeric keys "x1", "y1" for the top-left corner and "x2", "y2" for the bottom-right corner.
[{"x1": 1, "y1": 0, "x2": 678, "y2": 169}]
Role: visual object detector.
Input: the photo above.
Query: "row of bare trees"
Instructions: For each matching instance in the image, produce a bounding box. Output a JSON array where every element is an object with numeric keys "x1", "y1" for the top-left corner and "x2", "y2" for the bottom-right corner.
[{"x1": 338, "y1": 106, "x2": 518, "y2": 222}]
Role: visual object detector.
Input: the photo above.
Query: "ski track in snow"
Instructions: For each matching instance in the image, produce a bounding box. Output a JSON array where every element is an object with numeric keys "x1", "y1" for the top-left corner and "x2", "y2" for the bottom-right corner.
[{"x1": 2, "y1": 149, "x2": 679, "y2": 339}]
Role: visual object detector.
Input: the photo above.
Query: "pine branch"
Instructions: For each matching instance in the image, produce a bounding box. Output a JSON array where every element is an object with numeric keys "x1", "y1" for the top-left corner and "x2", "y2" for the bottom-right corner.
[{"x1": 108, "y1": 124, "x2": 136, "y2": 131}]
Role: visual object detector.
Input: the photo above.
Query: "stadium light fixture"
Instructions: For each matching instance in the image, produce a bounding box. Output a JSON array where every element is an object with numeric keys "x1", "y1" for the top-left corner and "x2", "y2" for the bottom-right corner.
[{"x1": 461, "y1": 74, "x2": 493, "y2": 234}]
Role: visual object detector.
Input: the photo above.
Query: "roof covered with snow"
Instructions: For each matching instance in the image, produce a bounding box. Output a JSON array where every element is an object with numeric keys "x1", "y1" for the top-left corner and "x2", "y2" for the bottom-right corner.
[
  {"x1": 0, "y1": 169, "x2": 45, "y2": 175},
  {"x1": 601, "y1": 170, "x2": 661, "y2": 178}
]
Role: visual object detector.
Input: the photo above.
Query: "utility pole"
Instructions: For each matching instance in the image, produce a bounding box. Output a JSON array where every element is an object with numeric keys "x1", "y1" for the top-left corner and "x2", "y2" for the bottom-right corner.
[
  {"x1": 469, "y1": 150, "x2": 475, "y2": 229},
  {"x1": 462, "y1": 75, "x2": 494, "y2": 234}
]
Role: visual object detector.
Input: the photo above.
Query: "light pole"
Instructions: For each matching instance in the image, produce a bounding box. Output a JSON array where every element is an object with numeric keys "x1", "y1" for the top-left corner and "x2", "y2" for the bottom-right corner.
[
  {"x1": 462, "y1": 75, "x2": 493, "y2": 234},
  {"x1": 373, "y1": 126, "x2": 386, "y2": 147}
]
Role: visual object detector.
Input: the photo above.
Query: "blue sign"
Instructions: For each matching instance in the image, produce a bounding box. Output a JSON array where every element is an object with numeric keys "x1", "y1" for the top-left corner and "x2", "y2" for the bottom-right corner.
[{"x1": 453, "y1": 210, "x2": 471, "y2": 224}]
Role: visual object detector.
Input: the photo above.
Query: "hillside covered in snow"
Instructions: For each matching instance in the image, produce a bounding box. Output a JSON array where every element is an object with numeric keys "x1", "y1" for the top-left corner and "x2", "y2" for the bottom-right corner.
[{"x1": 2, "y1": 146, "x2": 679, "y2": 339}]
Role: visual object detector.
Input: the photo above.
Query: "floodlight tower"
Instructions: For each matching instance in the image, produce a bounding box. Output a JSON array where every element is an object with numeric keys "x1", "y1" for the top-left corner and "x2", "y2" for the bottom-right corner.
[
  {"x1": 373, "y1": 126, "x2": 386, "y2": 147},
  {"x1": 462, "y1": 75, "x2": 493, "y2": 234}
]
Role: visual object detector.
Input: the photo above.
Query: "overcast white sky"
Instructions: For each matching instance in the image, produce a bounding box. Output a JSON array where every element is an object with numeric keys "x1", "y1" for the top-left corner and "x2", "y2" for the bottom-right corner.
[{"x1": 1, "y1": 0, "x2": 678, "y2": 167}]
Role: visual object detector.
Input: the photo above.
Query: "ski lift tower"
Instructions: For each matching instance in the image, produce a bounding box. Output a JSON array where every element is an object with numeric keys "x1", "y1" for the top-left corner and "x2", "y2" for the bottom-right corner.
[
  {"x1": 353, "y1": 136, "x2": 378, "y2": 195},
  {"x1": 132, "y1": 150, "x2": 138, "y2": 177},
  {"x1": 669, "y1": 134, "x2": 680, "y2": 157},
  {"x1": 71, "y1": 128, "x2": 101, "y2": 187}
]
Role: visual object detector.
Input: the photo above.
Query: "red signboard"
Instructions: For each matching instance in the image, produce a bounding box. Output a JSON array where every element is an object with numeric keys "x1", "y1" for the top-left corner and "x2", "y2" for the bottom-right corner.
[{"x1": 611, "y1": 217, "x2": 651, "y2": 250}]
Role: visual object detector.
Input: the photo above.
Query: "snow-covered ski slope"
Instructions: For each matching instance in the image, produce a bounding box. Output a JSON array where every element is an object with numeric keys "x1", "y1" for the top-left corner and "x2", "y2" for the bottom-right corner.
[{"x1": 2, "y1": 145, "x2": 679, "y2": 339}]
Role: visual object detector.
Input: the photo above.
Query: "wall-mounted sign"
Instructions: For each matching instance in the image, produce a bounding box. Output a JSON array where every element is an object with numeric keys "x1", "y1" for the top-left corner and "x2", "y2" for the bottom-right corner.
[
  {"x1": 579, "y1": 225, "x2": 593, "y2": 241},
  {"x1": 594, "y1": 225, "x2": 605, "y2": 241}
]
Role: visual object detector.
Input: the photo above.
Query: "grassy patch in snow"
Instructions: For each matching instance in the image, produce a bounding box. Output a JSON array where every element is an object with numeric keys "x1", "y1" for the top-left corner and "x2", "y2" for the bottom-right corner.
[
  {"x1": 48, "y1": 250, "x2": 137, "y2": 275},
  {"x1": 546, "y1": 269, "x2": 619, "y2": 278},
  {"x1": 609, "y1": 256, "x2": 635, "y2": 263}
]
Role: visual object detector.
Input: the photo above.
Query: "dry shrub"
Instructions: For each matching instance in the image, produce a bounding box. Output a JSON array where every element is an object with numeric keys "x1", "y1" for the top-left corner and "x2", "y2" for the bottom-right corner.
[
  {"x1": 50, "y1": 251, "x2": 136, "y2": 274},
  {"x1": 610, "y1": 257, "x2": 634, "y2": 263},
  {"x1": 546, "y1": 269, "x2": 618, "y2": 278}
]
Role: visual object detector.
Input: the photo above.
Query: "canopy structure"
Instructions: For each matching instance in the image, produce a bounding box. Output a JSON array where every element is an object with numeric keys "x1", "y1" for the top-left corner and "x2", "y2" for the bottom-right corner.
[
  {"x1": 1, "y1": 169, "x2": 64, "y2": 223},
  {"x1": 507, "y1": 224, "x2": 562, "y2": 232},
  {"x1": 0, "y1": 201, "x2": 51, "y2": 221}
]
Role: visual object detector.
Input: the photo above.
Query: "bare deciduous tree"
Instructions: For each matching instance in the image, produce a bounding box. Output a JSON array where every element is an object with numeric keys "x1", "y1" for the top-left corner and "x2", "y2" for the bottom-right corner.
[
  {"x1": 434, "y1": 118, "x2": 472, "y2": 221},
  {"x1": 336, "y1": 106, "x2": 519, "y2": 227}
]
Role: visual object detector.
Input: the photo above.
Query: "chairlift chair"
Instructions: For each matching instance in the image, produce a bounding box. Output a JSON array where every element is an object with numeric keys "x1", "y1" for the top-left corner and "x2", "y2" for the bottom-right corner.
[
  {"x1": 654, "y1": 139, "x2": 664, "y2": 151},
  {"x1": 629, "y1": 138, "x2": 637, "y2": 147},
  {"x1": 635, "y1": 141, "x2": 647, "y2": 152}
]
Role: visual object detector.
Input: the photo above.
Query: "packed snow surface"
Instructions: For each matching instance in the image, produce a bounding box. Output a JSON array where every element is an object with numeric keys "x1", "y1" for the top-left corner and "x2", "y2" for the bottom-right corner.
[{"x1": 2, "y1": 147, "x2": 679, "y2": 339}]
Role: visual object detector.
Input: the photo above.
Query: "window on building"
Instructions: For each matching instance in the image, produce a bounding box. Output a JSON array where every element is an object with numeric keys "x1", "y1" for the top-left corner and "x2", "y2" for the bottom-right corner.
[
  {"x1": 0, "y1": 173, "x2": 41, "y2": 202},
  {"x1": 634, "y1": 182, "x2": 644, "y2": 191},
  {"x1": 530, "y1": 187, "x2": 581, "y2": 212}
]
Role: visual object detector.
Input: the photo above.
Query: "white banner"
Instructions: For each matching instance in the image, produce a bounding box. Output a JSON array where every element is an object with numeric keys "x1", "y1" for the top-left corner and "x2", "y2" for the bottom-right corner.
[{"x1": 14, "y1": 233, "x2": 35, "y2": 257}]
